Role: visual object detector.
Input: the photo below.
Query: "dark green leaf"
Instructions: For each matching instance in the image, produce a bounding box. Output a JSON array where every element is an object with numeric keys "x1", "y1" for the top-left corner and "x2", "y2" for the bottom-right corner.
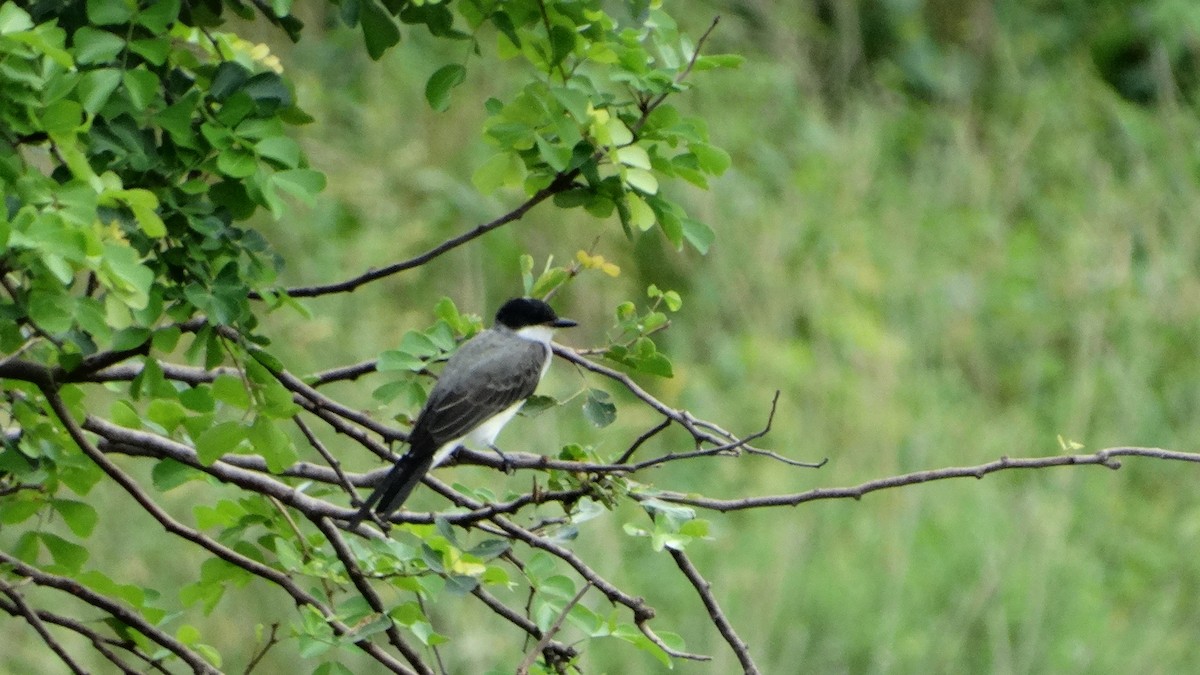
[
  {"x1": 583, "y1": 388, "x2": 616, "y2": 428},
  {"x1": 152, "y1": 458, "x2": 200, "y2": 491},
  {"x1": 135, "y1": 0, "x2": 179, "y2": 32},
  {"x1": 425, "y1": 64, "x2": 466, "y2": 112},
  {"x1": 209, "y1": 62, "x2": 250, "y2": 101},
  {"x1": 359, "y1": 0, "x2": 401, "y2": 60},
  {"x1": 548, "y1": 25, "x2": 575, "y2": 67}
]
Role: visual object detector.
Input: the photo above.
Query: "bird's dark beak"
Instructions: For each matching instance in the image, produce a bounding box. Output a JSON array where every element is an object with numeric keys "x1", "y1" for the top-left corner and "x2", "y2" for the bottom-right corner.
[{"x1": 551, "y1": 318, "x2": 578, "y2": 328}]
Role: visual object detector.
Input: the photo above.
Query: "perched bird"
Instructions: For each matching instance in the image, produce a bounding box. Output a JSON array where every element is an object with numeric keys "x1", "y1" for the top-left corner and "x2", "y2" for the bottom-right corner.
[{"x1": 350, "y1": 297, "x2": 576, "y2": 524}]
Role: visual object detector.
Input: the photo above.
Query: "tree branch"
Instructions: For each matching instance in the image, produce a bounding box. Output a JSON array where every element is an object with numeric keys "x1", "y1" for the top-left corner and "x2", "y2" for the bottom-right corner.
[
  {"x1": 0, "y1": 584, "x2": 89, "y2": 675},
  {"x1": 668, "y1": 548, "x2": 759, "y2": 674},
  {"x1": 648, "y1": 447, "x2": 1200, "y2": 512},
  {"x1": 0, "y1": 591, "x2": 144, "y2": 674},
  {"x1": 265, "y1": 172, "x2": 579, "y2": 299},
  {"x1": 40, "y1": 390, "x2": 415, "y2": 674},
  {"x1": 0, "y1": 551, "x2": 217, "y2": 674}
]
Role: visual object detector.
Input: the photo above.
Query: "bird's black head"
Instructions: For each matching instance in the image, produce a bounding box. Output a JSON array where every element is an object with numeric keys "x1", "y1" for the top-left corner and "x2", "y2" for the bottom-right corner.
[{"x1": 495, "y1": 297, "x2": 577, "y2": 330}]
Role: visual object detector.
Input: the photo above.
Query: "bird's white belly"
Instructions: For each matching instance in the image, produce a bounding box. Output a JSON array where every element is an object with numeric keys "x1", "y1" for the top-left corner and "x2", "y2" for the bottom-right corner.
[{"x1": 430, "y1": 399, "x2": 527, "y2": 468}]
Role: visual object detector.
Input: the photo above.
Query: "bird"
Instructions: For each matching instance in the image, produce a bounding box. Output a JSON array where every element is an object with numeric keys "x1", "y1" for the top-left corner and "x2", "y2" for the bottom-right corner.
[{"x1": 349, "y1": 297, "x2": 577, "y2": 524}]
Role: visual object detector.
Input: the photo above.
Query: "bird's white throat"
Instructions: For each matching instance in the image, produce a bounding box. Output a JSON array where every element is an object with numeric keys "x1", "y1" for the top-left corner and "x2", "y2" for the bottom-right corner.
[{"x1": 514, "y1": 324, "x2": 556, "y2": 345}]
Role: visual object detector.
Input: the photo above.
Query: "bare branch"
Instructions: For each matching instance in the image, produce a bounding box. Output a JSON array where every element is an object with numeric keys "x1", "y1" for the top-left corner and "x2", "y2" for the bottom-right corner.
[
  {"x1": 668, "y1": 548, "x2": 759, "y2": 673},
  {"x1": 616, "y1": 417, "x2": 673, "y2": 464},
  {"x1": 648, "y1": 447, "x2": 1200, "y2": 512},
  {"x1": 0, "y1": 591, "x2": 143, "y2": 674},
  {"x1": 0, "y1": 551, "x2": 218, "y2": 673},
  {"x1": 554, "y1": 346, "x2": 823, "y2": 467},
  {"x1": 242, "y1": 623, "x2": 280, "y2": 675},
  {"x1": 0, "y1": 584, "x2": 89, "y2": 675},
  {"x1": 295, "y1": 415, "x2": 359, "y2": 498},
  {"x1": 634, "y1": 15, "x2": 722, "y2": 131},
  {"x1": 266, "y1": 173, "x2": 579, "y2": 299},
  {"x1": 309, "y1": 359, "x2": 378, "y2": 386}
]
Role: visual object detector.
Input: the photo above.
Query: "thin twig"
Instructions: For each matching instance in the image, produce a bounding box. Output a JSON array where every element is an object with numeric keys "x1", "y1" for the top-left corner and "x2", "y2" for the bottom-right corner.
[
  {"x1": 242, "y1": 624, "x2": 280, "y2": 675},
  {"x1": 295, "y1": 415, "x2": 359, "y2": 497},
  {"x1": 616, "y1": 417, "x2": 673, "y2": 464},
  {"x1": 264, "y1": 173, "x2": 578, "y2": 299},
  {"x1": 516, "y1": 582, "x2": 591, "y2": 675}
]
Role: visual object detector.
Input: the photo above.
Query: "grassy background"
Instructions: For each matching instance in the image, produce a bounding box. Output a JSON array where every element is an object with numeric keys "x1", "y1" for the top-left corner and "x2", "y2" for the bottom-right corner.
[
  {"x1": 245, "y1": 2, "x2": 1200, "y2": 673},
  {"x1": 14, "y1": 1, "x2": 1200, "y2": 673}
]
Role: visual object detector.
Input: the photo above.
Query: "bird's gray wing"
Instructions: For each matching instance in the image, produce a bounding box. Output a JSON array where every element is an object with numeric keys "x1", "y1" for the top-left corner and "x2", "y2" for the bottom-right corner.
[{"x1": 412, "y1": 330, "x2": 549, "y2": 446}]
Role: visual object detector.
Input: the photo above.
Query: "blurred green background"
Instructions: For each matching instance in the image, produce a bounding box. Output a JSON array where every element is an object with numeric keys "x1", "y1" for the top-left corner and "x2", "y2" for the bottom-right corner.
[
  {"x1": 26, "y1": 0, "x2": 1200, "y2": 672},
  {"x1": 258, "y1": 0, "x2": 1200, "y2": 672}
]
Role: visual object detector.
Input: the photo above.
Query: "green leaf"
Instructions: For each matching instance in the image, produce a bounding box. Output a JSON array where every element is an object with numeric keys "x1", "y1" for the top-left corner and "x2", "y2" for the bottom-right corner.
[
  {"x1": 359, "y1": 0, "x2": 401, "y2": 60},
  {"x1": 41, "y1": 532, "x2": 89, "y2": 572},
  {"x1": 195, "y1": 421, "x2": 248, "y2": 464},
  {"x1": 583, "y1": 388, "x2": 616, "y2": 428},
  {"x1": 86, "y1": 0, "x2": 135, "y2": 26},
  {"x1": 77, "y1": 68, "x2": 122, "y2": 115},
  {"x1": 691, "y1": 142, "x2": 731, "y2": 175},
  {"x1": 248, "y1": 416, "x2": 297, "y2": 473},
  {"x1": 211, "y1": 374, "x2": 250, "y2": 409},
  {"x1": 625, "y1": 192, "x2": 655, "y2": 231},
  {"x1": 52, "y1": 500, "x2": 99, "y2": 537},
  {"x1": 425, "y1": 64, "x2": 466, "y2": 112},
  {"x1": 270, "y1": 169, "x2": 326, "y2": 203},
  {"x1": 547, "y1": 24, "x2": 576, "y2": 67},
  {"x1": 118, "y1": 189, "x2": 166, "y2": 237},
  {"x1": 681, "y1": 218, "x2": 715, "y2": 254},
  {"x1": 146, "y1": 398, "x2": 187, "y2": 432},
  {"x1": 135, "y1": 0, "x2": 179, "y2": 33},
  {"x1": 73, "y1": 26, "x2": 125, "y2": 64},
  {"x1": 0, "y1": 3, "x2": 33, "y2": 34},
  {"x1": 128, "y1": 37, "x2": 170, "y2": 65},
  {"x1": 217, "y1": 148, "x2": 257, "y2": 178},
  {"x1": 377, "y1": 350, "x2": 425, "y2": 372},
  {"x1": 616, "y1": 146, "x2": 652, "y2": 171},
  {"x1": 100, "y1": 243, "x2": 153, "y2": 308},
  {"x1": 28, "y1": 288, "x2": 75, "y2": 334},
  {"x1": 535, "y1": 134, "x2": 571, "y2": 172},
  {"x1": 41, "y1": 100, "x2": 83, "y2": 136},
  {"x1": 152, "y1": 458, "x2": 199, "y2": 491},
  {"x1": 624, "y1": 168, "x2": 658, "y2": 194},
  {"x1": 122, "y1": 68, "x2": 160, "y2": 111},
  {"x1": 255, "y1": 136, "x2": 301, "y2": 168},
  {"x1": 472, "y1": 151, "x2": 526, "y2": 194}
]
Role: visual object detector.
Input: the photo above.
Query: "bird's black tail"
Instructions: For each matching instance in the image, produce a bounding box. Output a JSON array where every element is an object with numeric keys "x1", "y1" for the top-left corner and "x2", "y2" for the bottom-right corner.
[{"x1": 348, "y1": 446, "x2": 437, "y2": 526}]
